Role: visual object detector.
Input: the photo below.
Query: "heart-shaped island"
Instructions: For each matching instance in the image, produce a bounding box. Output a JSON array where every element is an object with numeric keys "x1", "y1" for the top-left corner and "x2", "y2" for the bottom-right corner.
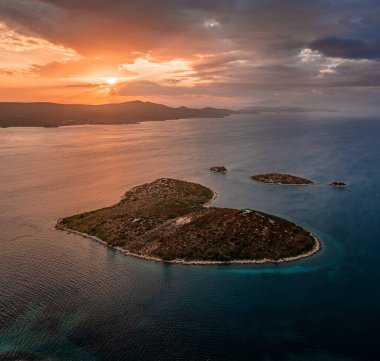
[{"x1": 57, "y1": 178, "x2": 320, "y2": 264}]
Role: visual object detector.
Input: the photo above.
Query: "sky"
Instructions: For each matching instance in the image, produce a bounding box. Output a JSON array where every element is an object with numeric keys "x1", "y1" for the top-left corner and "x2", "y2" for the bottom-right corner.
[{"x1": 0, "y1": 0, "x2": 380, "y2": 111}]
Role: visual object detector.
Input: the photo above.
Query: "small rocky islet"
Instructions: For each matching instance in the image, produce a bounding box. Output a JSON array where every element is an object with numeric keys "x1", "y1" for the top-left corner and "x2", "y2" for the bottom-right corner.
[
  {"x1": 250, "y1": 172, "x2": 348, "y2": 188},
  {"x1": 210, "y1": 166, "x2": 228, "y2": 173},
  {"x1": 58, "y1": 178, "x2": 320, "y2": 264},
  {"x1": 329, "y1": 181, "x2": 347, "y2": 187},
  {"x1": 251, "y1": 173, "x2": 314, "y2": 185}
]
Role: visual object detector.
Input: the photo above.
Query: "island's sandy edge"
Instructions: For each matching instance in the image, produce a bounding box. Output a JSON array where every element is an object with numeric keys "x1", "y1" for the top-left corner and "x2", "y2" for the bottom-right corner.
[
  {"x1": 203, "y1": 189, "x2": 218, "y2": 207},
  {"x1": 55, "y1": 218, "x2": 321, "y2": 266}
]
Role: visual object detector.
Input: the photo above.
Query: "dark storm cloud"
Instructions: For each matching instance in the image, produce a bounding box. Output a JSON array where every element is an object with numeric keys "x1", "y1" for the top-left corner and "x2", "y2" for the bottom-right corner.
[{"x1": 309, "y1": 37, "x2": 380, "y2": 60}]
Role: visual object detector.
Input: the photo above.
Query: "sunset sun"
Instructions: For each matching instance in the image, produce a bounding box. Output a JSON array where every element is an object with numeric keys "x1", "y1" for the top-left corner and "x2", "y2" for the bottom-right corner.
[{"x1": 104, "y1": 77, "x2": 118, "y2": 85}]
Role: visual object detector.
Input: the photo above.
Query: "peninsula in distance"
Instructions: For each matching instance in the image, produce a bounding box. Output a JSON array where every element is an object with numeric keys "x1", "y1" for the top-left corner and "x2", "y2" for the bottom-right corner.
[{"x1": 0, "y1": 101, "x2": 320, "y2": 128}]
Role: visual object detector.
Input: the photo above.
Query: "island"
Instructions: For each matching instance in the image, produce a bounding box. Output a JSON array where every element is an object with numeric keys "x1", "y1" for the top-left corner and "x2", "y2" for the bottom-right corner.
[
  {"x1": 251, "y1": 173, "x2": 314, "y2": 185},
  {"x1": 210, "y1": 166, "x2": 228, "y2": 173},
  {"x1": 329, "y1": 181, "x2": 347, "y2": 187},
  {"x1": 57, "y1": 178, "x2": 320, "y2": 264}
]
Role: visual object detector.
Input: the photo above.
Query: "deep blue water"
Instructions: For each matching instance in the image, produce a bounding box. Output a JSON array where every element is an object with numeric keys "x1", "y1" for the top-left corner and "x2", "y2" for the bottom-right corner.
[{"x1": 0, "y1": 113, "x2": 379, "y2": 360}]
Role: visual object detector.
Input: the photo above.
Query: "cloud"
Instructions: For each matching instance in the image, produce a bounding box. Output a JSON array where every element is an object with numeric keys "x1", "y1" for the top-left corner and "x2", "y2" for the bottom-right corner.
[
  {"x1": 309, "y1": 37, "x2": 380, "y2": 60},
  {"x1": 1, "y1": 0, "x2": 380, "y2": 111},
  {"x1": 2, "y1": 0, "x2": 371, "y2": 61},
  {"x1": 0, "y1": 22, "x2": 79, "y2": 76},
  {"x1": 116, "y1": 80, "x2": 195, "y2": 97},
  {"x1": 31, "y1": 58, "x2": 137, "y2": 78}
]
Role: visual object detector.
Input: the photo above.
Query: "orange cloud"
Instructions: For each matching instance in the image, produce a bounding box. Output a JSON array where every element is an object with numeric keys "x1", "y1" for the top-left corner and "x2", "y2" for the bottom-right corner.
[{"x1": 0, "y1": 22, "x2": 79, "y2": 80}]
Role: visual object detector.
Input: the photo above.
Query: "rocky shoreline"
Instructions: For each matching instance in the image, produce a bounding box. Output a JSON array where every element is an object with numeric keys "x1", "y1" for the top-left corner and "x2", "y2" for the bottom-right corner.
[{"x1": 56, "y1": 218, "x2": 321, "y2": 265}]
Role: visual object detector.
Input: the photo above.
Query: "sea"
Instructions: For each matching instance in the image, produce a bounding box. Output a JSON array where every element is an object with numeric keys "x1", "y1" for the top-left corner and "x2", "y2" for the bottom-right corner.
[{"x1": 0, "y1": 112, "x2": 379, "y2": 361}]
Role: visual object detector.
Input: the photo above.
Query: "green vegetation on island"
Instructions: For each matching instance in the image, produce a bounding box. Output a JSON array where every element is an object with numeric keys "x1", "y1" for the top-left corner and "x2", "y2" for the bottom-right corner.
[
  {"x1": 58, "y1": 178, "x2": 319, "y2": 264},
  {"x1": 251, "y1": 173, "x2": 314, "y2": 185}
]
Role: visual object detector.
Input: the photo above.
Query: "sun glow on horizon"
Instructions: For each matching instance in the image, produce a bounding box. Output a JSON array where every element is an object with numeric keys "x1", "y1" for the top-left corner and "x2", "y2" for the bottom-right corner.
[{"x1": 104, "y1": 77, "x2": 119, "y2": 85}]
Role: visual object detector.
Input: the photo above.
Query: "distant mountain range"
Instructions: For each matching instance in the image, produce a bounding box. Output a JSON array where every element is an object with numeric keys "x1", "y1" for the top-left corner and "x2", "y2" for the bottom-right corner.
[
  {"x1": 240, "y1": 105, "x2": 322, "y2": 114},
  {"x1": 0, "y1": 100, "x2": 322, "y2": 127}
]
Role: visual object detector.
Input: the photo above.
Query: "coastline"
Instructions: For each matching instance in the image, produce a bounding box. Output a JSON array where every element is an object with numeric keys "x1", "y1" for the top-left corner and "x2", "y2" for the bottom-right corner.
[
  {"x1": 55, "y1": 217, "x2": 321, "y2": 266},
  {"x1": 203, "y1": 188, "x2": 218, "y2": 207}
]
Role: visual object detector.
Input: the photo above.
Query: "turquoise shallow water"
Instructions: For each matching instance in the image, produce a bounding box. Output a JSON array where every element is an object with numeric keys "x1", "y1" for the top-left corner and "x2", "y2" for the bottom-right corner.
[{"x1": 0, "y1": 113, "x2": 379, "y2": 360}]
